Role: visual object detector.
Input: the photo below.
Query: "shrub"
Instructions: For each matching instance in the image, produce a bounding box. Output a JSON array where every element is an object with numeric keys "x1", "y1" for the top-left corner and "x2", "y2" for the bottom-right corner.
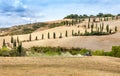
[
  {"x1": 111, "y1": 46, "x2": 120, "y2": 57},
  {"x1": 0, "y1": 47, "x2": 10, "y2": 56}
]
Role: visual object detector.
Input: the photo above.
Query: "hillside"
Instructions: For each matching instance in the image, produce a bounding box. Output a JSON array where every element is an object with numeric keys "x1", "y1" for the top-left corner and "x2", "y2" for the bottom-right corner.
[
  {"x1": 0, "y1": 56, "x2": 120, "y2": 76},
  {"x1": 0, "y1": 16, "x2": 120, "y2": 51}
]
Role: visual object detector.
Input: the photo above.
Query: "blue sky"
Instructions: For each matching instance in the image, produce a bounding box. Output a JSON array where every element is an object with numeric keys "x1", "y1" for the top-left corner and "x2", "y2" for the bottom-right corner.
[{"x1": 0, "y1": 0, "x2": 120, "y2": 27}]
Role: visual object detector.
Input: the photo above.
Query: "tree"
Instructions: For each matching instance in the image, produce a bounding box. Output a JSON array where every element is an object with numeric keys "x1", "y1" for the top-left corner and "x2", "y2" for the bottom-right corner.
[
  {"x1": 35, "y1": 36, "x2": 38, "y2": 40},
  {"x1": 17, "y1": 42, "x2": 22, "y2": 56},
  {"x1": 53, "y1": 32, "x2": 56, "y2": 39},
  {"x1": 59, "y1": 32, "x2": 62, "y2": 38},
  {"x1": 72, "y1": 20, "x2": 74, "y2": 26},
  {"x1": 104, "y1": 17, "x2": 106, "y2": 21},
  {"x1": 106, "y1": 24, "x2": 109, "y2": 32},
  {"x1": 95, "y1": 23, "x2": 97, "y2": 29},
  {"x1": 11, "y1": 36, "x2": 14, "y2": 43},
  {"x1": 72, "y1": 30, "x2": 74, "y2": 36},
  {"x1": 48, "y1": 32, "x2": 50, "y2": 39},
  {"x1": 13, "y1": 39, "x2": 17, "y2": 48},
  {"x1": 115, "y1": 26, "x2": 118, "y2": 32},
  {"x1": 88, "y1": 17, "x2": 90, "y2": 22},
  {"x1": 78, "y1": 30, "x2": 80, "y2": 36},
  {"x1": 2, "y1": 39, "x2": 6, "y2": 47},
  {"x1": 42, "y1": 34, "x2": 44, "y2": 39},
  {"x1": 88, "y1": 23, "x2": 90, "y2": 29},
  {"x1": 17, "y1": 36, "x2": 19, "y2": 43},
  {"x1": 78, "y1": 19, "x2": 81, "y2": 23},
  {"x1": 109, "y1": 29, "x2": 112, "y2": 34},
  {"x1": 29, "y1": 34, "x2": 32, "y2": 41},
  {"x1": 91, "y1": 23, "x2": 94, "y2": 33},
  {"x1": 102, "y1": 23, "x2": 104, "y2": 30},
  {"x1": 65, "y1": 30, "x2": 68, "y2": 37},
  {"x1": 93, "y1": 18, "x2": 96, "y2": 22}
]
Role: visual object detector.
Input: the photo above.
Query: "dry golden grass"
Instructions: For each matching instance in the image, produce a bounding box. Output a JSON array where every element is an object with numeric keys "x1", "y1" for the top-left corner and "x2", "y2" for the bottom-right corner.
[{"x1": 0, "y1": 56, "x2": 120, "y2": 76}]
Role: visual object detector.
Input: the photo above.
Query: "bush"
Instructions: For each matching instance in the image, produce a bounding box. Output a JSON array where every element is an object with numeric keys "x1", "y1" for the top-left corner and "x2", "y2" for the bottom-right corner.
[
  {"x1": 92, "y1": 50, "x2": 105, "y2": 56},
  {"x1": 111, "y1": 46, "x2": 120, "y2": 57},
  {"x1": 0, "y1": 47, "x2": 11, "y2": 56}
]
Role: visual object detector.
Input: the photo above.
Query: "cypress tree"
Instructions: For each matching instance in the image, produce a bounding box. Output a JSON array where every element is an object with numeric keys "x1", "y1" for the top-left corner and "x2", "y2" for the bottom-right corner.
[
  {"x1": 59, "y1": 32, "x2": 62, "y2": 38},
  {"x1": 72, "y1": 20, "x2": 74, "y2": 26},
  {"x1": 2, "y1": 39, "x2": 6, "y2": 47},
  {"x1": 35, "y1": 36, "x2": 38, "y2": 40},
  {"x1": 88, "y1": 23, "x2": 90, "y2": 29},
  {"x1": 42, "y1": 34, "x2": 44, "y2": 40},
  {"x1": 66, "y1": 21, "x2": 68, "y2": 26},
  {"x1": 29, "y1": 34, "x2": 32, "y2": 41},
  {"x1": 100, "y1": 18, "x2": 102, "y2": 21},
  {"x1": 106, "y1": 24, "x2": 109, "y2": 32},
  {"x1": 97, "y1": 27, "x2": 100, "y2": 32},
  {"x1": 115, "y1": 26, "x2": 118, "y2": 32},
  {"x1": 17, "y1": 42, "x2": 22, "y2": 56},
  {"x1": 13, "y1": 39, "x2": 17, "y2": 48},
  {"x1": 72, "y1": 30, "x2": 74, "y2": 36},
  {"x1": 95, "y1": 23, "x2": 97, "y2": 29},
  {"x1": 48, "y1": 32, "x2": 50, "y2": 39},
  {"x1": 88, "y1": 17, "x2": 90, "y2": 22},
  {"x1": 85, "y1": 29, "x2": 88, "y2": 35},
  {"x1": 93, "y1": 18, "x2": 95, "y2": 22},
  {"x1": 109, "y1": 29, "x2": 112, "y2": 34},
  {"x1": 65, "y1": 30, "x2": 68, "y2": 37},
  {"x1": 104, "y1": 17, "x2": 106, "y2": 21},
  {"x1": 78, "y1": 30, "x2": 80, "y2": 36},
  {"x1": 101, "y1": 23, "x2": 104, "y2": 32},
  {"x1": 11, "y1": 36, "x2": 14, "y2": 43},
  {"x1": 17, "y1": 36, "x2": 19, "y2": 43},
  {"x1": 91, "y1": 23, "x2": 94, "y2": 32},
  {"x1": 53, "y1": 32, "x2": 56, "y2": 39}
]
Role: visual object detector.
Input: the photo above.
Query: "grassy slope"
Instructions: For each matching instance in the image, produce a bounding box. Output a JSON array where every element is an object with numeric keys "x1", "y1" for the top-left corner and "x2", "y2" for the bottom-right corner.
[
  {"x1": 0, "y1": 56, "x2": 120, "y2": 76},
  {"x1": 0, "y1": 19, "x2": 120, "y2": 51}
]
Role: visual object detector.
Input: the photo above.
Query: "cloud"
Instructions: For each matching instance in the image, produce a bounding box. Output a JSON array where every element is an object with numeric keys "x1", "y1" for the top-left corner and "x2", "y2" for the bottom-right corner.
[{"x1": 0, "y1": 0, "x2": 120, "y2": 28}]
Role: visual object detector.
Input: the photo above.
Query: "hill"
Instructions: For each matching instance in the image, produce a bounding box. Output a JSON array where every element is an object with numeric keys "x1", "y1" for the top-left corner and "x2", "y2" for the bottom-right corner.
[{"x1": 0, "y1": 15, "x2": 120, "y2": 51}]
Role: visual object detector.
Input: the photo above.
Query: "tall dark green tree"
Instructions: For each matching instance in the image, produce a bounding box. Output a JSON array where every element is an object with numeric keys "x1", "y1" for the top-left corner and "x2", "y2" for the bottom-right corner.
[
  {"x1": 78, "y1": 30, "x2": 80, "y2": 36},
  {"x1": 88, "y1": 17, "x2": 90, "y2": 22},
  {"x1": 2, "y1": 39, "x2": 6, "y2": 47},
  {"x1": 72, "y1": 30, "x2": 74, "y2": 36},
  {"x1": 48, "y1": 32, "x2": 50, "y2": 39},
  {"x1": 65, "y1": 30, "x2": 68, "y2": 37},
  {"x1": 101, "y1": 23, "x2": 104, "y2": 32},
  {"x1": 35, "y1": 36, "x2": 38, "y2": 40},
  {"x1": 91, "y1": 23, "x2": 94, "y2": 33},
  {"x1": 93, "y1": 18, "x2": 96, "y2": 22},
  {"x1": 59, "y1": 32, "x2": 62, "y2": 38},
  {"x1": 53, "y1": 32, "x2": 56, "y2": 39},
  {"x1": 95, "y1": 23, "x2": 97, "y2": 29},
  {"x1": 109, "y1": 29, "x2": 112, "y2": 34},
  {"x1": 11, "y1": 36, "x2": 14, "y2": 43},
  {"x1": 115, "y1": 26, "x2": 118, "y2": 32},
  {"x1": 29, "y1": 34, "x2": 32, "y2": 41},
  {"x1": 17, "y1": 42, "x2": 22, "y2": 56},
  {"x1": 42, "y1": 34, "x2": 44, "y2": 40},
  {"x1": 106, "y1": 24, "x2": 109, "y2": 32},
  {"x1": 88, "y1": 23, "x2": 90, "y2": 29},
  {"x1": 13, "y1": 39, "x2": 17, "y2": 48},
  {"x1": 17, "y1": 36, "x2": 19, "y2": 43}
]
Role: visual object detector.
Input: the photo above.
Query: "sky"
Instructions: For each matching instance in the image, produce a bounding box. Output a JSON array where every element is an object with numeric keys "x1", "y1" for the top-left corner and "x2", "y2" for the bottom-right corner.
[{"x1": 0, "y1": 0, "x2": 120, "y2": 27}]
